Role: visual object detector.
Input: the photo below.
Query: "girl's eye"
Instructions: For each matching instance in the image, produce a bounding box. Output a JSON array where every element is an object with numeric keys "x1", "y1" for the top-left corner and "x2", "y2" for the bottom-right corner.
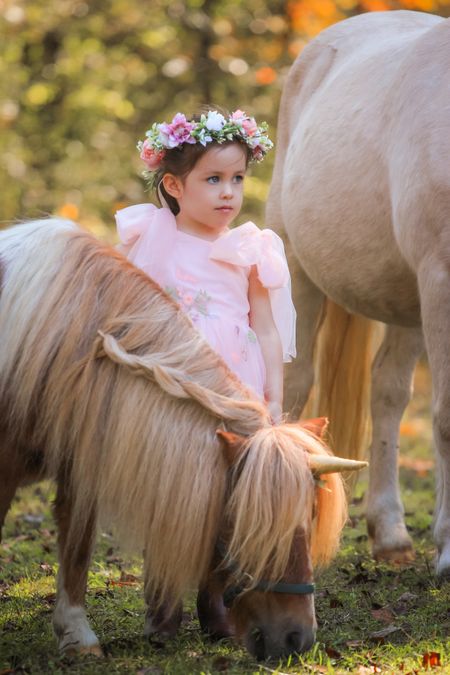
[
  {"x1": 234, "y1": 175, "x2": 244, "y2": 183},
  {"x1": 207, "y1": 176, "x2": 220, "y2": 184}
]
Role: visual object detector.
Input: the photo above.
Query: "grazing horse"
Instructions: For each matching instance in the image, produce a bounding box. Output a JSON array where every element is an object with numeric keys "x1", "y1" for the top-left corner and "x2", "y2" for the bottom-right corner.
[
  {"x1": 267, "y1": 10, "x2": 450, "y2": 576},
  {"x1": 0, "y1": 219, "x2": 365, "y2": 660}
]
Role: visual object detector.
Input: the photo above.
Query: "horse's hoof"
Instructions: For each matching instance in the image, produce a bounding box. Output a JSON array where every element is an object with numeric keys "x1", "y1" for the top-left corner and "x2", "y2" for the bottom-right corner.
[
  {"x1": 143, "y1": 618, "x2": 181, "y2": 640},
  {"x1": 78, "y1": 643, "x2": 104, "y2": 657},
  {"x1": 63, "y1": 643, "x2": 104, "y2": 657},
  {"x1": 373, "y1": 545, "x2": 415, "y2": 565},
  {"x1": 436, "y1": 548, "x2": 450, "y2": 582}
]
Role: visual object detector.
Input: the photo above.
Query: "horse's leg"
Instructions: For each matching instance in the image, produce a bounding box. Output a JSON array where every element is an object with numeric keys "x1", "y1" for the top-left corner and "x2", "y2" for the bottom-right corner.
[
  {"x1": 418, "y1": 265, "x2": 450, "y2": 578},
  {"x1": 196, "y1": 567, "x2": 233, "y2": 640},
  {"x1": 143, "y1": 592, "x2": 183, "y2": 639},
  {"x1": 284, "y1": 265, "x2": 325, "y2": 417},
  {"x1": 143, "y1": 561, "x2": 182, "y2": 639},
  {"x1": 0, "y1": 458, "x2": 20, "y2": 541},
  {"x1": 366, "y1": 324, "x2": 424, "y2": 563},
  {"x1": 52, "y1": 482, "x2": 102, "y2": 655}
]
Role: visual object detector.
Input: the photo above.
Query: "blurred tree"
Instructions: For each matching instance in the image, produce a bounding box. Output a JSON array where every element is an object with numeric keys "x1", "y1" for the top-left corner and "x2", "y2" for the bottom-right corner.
[{"x1": 0, "y1": 0, "x2": 449, "y2": 233}]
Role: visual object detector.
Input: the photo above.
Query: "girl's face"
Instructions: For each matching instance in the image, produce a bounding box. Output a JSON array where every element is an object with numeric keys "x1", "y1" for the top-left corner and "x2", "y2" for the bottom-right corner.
[{"x1": 163, "y1": 143, "x2": 247, "y2": 239}]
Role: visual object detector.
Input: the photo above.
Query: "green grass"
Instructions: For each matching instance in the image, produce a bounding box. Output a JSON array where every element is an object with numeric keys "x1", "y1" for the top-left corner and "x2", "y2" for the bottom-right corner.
[{"x1": 1, "y1": 366, "x2": 449, "y2": 673}]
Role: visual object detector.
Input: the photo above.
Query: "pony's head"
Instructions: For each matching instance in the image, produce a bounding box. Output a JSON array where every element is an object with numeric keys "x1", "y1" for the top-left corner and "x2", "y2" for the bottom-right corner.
[{"x1": 211, "y1": 420, "x2": 365, "y2": 660}]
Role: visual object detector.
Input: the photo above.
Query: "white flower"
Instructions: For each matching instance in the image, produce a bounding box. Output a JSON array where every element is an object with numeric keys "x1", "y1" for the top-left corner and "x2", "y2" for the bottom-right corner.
[{"x1": 205, "y1": 111, "x2": 226, "y2": 132}]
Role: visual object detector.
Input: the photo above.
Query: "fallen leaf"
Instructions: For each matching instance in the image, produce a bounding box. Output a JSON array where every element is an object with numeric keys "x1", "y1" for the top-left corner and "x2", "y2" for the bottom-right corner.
[
  {"x1": 325, "y1": 645, "x2": 341, "y2": 659},
  {"x1": 422, "y1": 652, "x2": 441, "y2": 668},
  {"x1": 371, "y1": 607, "x2": 395, "y2": 624},
  {"x1": 39, "y1": 563, "x2": 53, "y2": 575},
  {"x1": 119, "y1": 571, "x2": 140, "y2": 583},
  {"x1": 109, "y1": 579, "x2": 137, "y2": 587},
  {"x1": 392, "y1": 592, "x2": 418, "y2": 615},
  {"x1": 369, "y1": 624, "x2": 401, "y2": 642}
]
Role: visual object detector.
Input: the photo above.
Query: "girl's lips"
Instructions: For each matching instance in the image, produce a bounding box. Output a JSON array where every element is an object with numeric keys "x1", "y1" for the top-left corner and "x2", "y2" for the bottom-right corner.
[{"x1": 216, "y1": 206, "x2": 233, "y2": 211}]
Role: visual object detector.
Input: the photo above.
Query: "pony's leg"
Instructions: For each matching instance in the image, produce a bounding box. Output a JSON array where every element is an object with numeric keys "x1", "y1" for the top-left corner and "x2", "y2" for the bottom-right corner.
[
  {"x1": 366, "y1": 325, "x2": 423, "y2": 563},
  {"x1": 0, "y1": 466, "x2": 19, "y2": 541},
  {"x1": 143, "y1": 553, "x2": 182, "y2": 639},
  {"x1": 284, "y1": 266, "x2": 325, "y2": 417},
  {"x1": 143, "y1": 588, "x2": 183, "y2": 639},
  {"x1": 418, "y1": 266, "x2": 450, "y2": 578},
  {"x1": 0, "y1": 444, "x2": 29, "y2": 540},
  {"x1": 52, "y1": 484, "x2": 102, "y2": 656},
  {"x1": 197, "y1": 574, "x2": 233, "y2": 640}
]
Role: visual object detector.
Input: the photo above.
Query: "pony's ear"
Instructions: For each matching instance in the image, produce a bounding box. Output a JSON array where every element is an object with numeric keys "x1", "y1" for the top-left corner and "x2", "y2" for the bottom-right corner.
[
  {"x1": 216, "y1": 429, "x2": 246, "y2": 466},
  {"x1": 300, "y1": 417, "x2": 329, "y2": 439}
]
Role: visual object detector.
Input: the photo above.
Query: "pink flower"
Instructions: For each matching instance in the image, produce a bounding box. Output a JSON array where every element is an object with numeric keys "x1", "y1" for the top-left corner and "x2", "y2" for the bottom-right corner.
[
  {"x1": 241, "y1": 116, "x2": 258, "y2": 137},
  {"x1": 251, "y1": 145, "x2": 264, "y2": 161},
  {"x1": 183, "y1": 293, "x2": 194, "y2": 306},
  {"x1": 140, "y1": 139, "x2": 165, "y2": 170},
  {"x1": 158, "y1": 113, "x2": 196, "y2": 148},
  {"x1": 231, "y1": 109, "x2": 246, "y2": 122}
]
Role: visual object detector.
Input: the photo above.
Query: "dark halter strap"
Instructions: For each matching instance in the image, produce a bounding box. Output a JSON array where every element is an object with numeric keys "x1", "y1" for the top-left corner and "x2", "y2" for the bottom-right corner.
[
  {"x1": 216, "y1": 543, "x2": 315, "y2": 608},
  {"x1": 223, "y1": 580, "x2": 315, "y2": 608}
]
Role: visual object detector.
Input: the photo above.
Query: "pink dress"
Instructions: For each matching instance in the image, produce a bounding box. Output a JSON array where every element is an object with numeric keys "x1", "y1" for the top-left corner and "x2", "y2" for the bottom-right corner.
[{"x1": 115, "y1": 204, "x2": 296, "y2": 398}]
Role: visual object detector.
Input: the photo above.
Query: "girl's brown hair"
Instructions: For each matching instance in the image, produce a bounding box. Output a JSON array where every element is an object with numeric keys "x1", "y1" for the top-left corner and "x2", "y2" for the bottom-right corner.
[{"x1": 149, "y1": 105, "x2": 252, "y2": 215}]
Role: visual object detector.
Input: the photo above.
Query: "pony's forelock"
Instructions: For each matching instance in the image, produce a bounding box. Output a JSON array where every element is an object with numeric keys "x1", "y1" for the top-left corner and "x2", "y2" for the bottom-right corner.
[{"x1": 225, "y1": 424, "x2": 347, "y2": 586}]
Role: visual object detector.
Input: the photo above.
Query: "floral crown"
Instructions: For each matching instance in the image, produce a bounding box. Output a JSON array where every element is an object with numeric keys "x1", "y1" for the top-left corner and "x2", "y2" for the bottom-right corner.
[{"x1": 138, "y1": 109, "x2": 273, "y2": 172}]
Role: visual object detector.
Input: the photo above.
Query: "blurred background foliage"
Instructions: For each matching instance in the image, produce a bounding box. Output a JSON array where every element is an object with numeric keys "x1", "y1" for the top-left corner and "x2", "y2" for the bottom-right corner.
[{"x1": 1, "y1": 0, "x2": 449, "y2": 236}]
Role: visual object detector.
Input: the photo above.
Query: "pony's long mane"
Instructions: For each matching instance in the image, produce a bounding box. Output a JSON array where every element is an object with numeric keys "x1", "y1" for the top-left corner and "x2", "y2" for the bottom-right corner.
[{"x1": 0, "y1": 219, "x2": 346, "y2": 606}]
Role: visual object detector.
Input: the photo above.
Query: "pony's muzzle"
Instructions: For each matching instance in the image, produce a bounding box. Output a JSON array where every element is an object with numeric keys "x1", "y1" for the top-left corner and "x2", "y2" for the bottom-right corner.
[{"x1": 247, "y1": 622, "x2": 316, "y2": 660}]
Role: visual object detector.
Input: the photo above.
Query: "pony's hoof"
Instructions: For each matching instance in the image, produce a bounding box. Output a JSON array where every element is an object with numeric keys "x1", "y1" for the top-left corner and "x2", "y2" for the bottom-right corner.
[
  {"x1": 144, "y1": 618, "x2": 180, "y2": 640},
  {"x1": 373, "y1": 545, "x2": 415, "y2": 565},
  {"x1": 62, "y1": 642, "x2": 104, "y2": 657},
  {"x1": 436, "y1": 547, "x2": 450, "y2": 581},
  {"x1": 78, "y1": 643, "x2": 104, "y2": 657}
]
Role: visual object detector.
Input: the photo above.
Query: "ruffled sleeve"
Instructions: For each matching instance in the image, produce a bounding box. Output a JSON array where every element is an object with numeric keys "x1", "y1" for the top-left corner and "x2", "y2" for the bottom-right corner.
[
  {"x1": 210, "y1": 221, "x2": 297, "y2": 361},
  {"x1": 115, "y1": 204, "x2": 177, "y2": 285}
]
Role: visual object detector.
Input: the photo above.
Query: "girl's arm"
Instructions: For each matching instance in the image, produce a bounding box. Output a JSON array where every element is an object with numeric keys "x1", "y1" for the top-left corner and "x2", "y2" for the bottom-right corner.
[{"x1": 248, "y1": 265, "x2": 283, "y2": 423}]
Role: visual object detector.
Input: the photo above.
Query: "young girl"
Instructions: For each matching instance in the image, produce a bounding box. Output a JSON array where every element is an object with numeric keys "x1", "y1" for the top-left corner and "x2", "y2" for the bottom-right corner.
[{"x1": 116, "y1": 108, "x2": 296, "y2": 422}]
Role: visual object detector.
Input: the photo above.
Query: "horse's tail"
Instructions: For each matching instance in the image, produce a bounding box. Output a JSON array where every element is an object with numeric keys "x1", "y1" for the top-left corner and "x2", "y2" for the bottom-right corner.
[{"x1": 304, "y1": 300, "x2": 381, "y2": 463}]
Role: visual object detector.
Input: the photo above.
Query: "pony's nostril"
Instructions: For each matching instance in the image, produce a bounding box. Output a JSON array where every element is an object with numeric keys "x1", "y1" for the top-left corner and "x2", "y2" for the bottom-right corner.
[
  {"x1": 253, "y1": 628, "x2": 266, "y2": 661},
  {"x1": 286, "y1": 630, "x2": 302, "y2": 653},
  {"x1": 286, "y1": 627, "x2": 315, "y2": 654}
]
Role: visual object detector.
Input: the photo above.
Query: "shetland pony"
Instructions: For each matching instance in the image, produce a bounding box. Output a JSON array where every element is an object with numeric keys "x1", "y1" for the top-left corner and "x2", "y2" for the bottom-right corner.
[
  {"x1": 267, "y1": 10, "x2": 450, "y2": 576},
  {"x1": 0, "y1": 219, "x2": 364, "y2": 660}
]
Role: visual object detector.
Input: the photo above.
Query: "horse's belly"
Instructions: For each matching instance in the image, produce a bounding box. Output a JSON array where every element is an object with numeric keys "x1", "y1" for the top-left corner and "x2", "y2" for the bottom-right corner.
[{"x1": 291, "y1": 224, "x2": 421, "y2": 326}]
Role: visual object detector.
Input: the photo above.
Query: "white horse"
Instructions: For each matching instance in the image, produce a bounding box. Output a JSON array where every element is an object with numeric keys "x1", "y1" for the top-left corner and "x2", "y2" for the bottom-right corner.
[{"x1": 267, "y1": 10, "x2": 450, "y2": 577}]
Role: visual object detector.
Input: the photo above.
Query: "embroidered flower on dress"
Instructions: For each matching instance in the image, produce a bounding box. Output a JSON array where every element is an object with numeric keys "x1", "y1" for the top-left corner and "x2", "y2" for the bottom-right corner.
[{"x1": 165, "y1": 286, "x2": 212, "y2": 319}]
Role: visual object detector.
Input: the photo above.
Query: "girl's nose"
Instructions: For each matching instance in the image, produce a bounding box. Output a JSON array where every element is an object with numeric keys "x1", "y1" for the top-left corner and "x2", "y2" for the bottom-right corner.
[{"x1": 221, "y1": 185, "x2": 233, "y2": 198}]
